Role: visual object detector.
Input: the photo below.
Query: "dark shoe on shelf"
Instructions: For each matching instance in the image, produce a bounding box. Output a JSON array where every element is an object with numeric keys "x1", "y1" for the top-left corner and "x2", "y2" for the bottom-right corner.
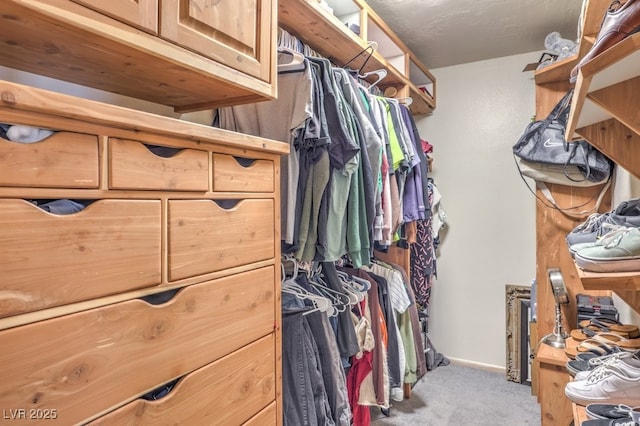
[
  {"x1": 586, "y1": 403, "x2": 633, "y2": 420},
  {"x1": 570, "y1": 0, "x2": 640, "y2": 83}
]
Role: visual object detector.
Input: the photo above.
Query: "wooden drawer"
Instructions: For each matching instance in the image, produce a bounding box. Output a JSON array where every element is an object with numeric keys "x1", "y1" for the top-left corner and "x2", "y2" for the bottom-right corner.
[
  {"x1": 213, "y1": 153, "x2": 274, "y2": 193},
  {"x1": 0, "y1": 131, "x2": 99, "y2": 188},
  {"x1": 0, "y1": 267, "x2": 275, "y2": 426},
  {"x1": 109, "y1": 138, "x2": 209, "y2": 191},
  {"x1": 244, "y1": 402, "x2": 277, "y2": 426},
  {"x1": 0, "y1": 199, "x2": 161, "y2": 318},
  {"x1": 89, "y1": 334, "x2": 276, "y2": 425},
  {"x1": 168, "y1": 199, "x2": 274, "y2": 281}
]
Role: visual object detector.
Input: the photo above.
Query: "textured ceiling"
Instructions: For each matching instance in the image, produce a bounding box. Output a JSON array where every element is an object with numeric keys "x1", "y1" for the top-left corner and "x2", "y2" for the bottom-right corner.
[{"x1": 363, "y1": 0, "x2": 585, "y2": 69}]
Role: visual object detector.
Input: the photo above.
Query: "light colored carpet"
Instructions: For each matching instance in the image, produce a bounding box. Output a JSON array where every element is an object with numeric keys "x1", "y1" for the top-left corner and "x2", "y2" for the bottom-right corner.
[{"x1": 370, "y1": 363, "x2": 541, "y2": 426}]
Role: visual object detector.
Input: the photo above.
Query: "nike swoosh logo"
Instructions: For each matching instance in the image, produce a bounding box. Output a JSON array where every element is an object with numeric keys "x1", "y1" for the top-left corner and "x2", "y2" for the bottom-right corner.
[{"x1": 543, "y1": 138, "x2": 564, "y2": 148}]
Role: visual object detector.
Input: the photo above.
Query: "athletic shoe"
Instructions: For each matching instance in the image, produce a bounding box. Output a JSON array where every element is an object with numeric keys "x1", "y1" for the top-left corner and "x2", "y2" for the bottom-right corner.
[
  {"x1": 565, "y1": 354, "x2": 640, "y2": 406},
  {"x1": 573, "y1": 351, "x2": 638, "y2": 380},
  {"x1": 585, "y1": 403, "x2": 632, "y2": 420},
  {"x1": 581, "y1": 419, "x2": 637, "y2": 425},
  {"x1": 566, "y1": 197, "x2": 640, "y2": 247},
  {"x1": 575, "y1": 227, "x2": 640, "y2": 272}
]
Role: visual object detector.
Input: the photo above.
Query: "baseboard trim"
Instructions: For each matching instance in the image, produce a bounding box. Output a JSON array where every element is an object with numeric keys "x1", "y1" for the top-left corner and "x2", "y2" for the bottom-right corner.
[{"x1": 447, "y1": 357, "x2": 506, "y2": 375}]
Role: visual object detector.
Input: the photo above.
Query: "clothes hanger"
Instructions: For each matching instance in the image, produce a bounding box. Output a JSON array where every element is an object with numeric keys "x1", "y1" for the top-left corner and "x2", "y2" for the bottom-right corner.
[
  {"x1": 309, "y1": 281, "x2": 347, "y2": 313},
  {"x1": 360, "y1": 69, "x2": 387, "y2": 92},
  {"x1": 396, "y1": 96, "x2": 413, "y2": 106},
  {"x1": 281, "y1": 254, "x2": 299, "y2": 280},
  {"x1": 281, "y1": 276, "x2": 335, "y2": 316},
  {"x1": 343, "y1": 41, "x2": 378, "y2": 76},
  {"x1": 335, "y1": 270, "x2": 368, "y2": 303},
  {"x1": 277, "y1": 47, "x2": 305, "y2": 73}
]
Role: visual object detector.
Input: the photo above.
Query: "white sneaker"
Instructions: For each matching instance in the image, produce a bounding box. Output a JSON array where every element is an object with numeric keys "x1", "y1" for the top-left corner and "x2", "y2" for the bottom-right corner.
[
  {"x1": 574, "y1": 351, "x2": 640, "y2": 381},
  {"x1": 565, "y1": 355, "x2": 640, "y2": 406}
]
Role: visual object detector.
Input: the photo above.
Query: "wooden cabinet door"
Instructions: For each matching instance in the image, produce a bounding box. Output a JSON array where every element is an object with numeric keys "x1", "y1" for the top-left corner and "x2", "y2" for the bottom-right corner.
[
  {"x1": 70, "y1": 0, "x2": 158, "y2": 33},
  {"x1": 160, "y1": 0, "x2": 274, "y2": 82}
]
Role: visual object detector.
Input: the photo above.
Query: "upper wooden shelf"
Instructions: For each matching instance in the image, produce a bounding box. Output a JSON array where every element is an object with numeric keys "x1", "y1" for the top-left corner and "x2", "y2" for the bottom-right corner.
[
  {"x1": 576, "y1": 267, "x2": 640, "y2": 291},
  {"x1": 534, "y1": 55, "x2": 579, "y2": 85},
  {"x1": 574, "y1": 263, "x2": 640, "y2": 313},
  {"x1": 567, "y1": 32, "x2": 640, "y2": 139},
  {"x1": 564, "y1": 31, "x2": 640, "y2": 179},
  {"x1": 0, "y1": 0, "x2": 277, "y2": 113},
  {"x1": 278, "y1": 0, "x2": 435, "y2": 115}
]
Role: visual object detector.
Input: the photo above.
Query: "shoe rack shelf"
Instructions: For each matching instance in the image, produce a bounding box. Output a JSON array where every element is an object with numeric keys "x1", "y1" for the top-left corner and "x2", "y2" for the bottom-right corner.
[
  {"x1": 575, "y1": 266, "x2": 640, "y2": 291},
  {"x1": 278, "y1": 0, "x2": 436, "y2": 115},
  {"x1": 574, "y1": 264, "x2": 640, "y2": 313},
  {"x1": 566, "y1": 32, "x2": 640, "y2": 179},
  {"x1": 566, "y1": 32, "x2": 640, "y2": 136},
  {"x1": 573, "y1": 403, "x2": 588, "y2": 425}
]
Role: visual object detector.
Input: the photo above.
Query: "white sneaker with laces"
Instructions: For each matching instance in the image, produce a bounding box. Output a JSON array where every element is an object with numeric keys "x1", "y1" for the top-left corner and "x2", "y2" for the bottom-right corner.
[
  {"x1": 565, "y1": 357, "x2": 640, "y2": 406},
  {"x1": 574, "y1": 352, "x2": 637, "y2": 381}
]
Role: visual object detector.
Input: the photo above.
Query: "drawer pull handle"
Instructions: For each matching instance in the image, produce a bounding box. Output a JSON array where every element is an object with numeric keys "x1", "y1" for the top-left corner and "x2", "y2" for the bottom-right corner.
[
  {"x1": 233, "y1": 156, "x2": 257, "y2": 167},
  {"x1": 213, "y1": 199, "x2": 241, "y2": 210},
  {"x1": 140, "y1": 288, "x2": 180, "y2": 305},
  {"x1": 141, "y1": 378, "x2": 180, "y2": 401},
  {"x1": 145, "y1": 144, "x2": 183, "y2": 158}
]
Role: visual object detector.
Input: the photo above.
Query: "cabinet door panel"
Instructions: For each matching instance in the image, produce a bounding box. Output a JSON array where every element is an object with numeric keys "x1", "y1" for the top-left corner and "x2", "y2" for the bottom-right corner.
[
  {"x1": 70, "y1": 0, "x2": 158, "y2": 33},
  {"x1": 160, "y1": 0, "x2": 274, "y2": 81}
]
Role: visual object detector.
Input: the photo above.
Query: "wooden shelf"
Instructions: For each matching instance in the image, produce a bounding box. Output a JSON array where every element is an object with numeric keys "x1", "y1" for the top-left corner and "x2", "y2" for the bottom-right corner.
[
  {"x1": 573, "y1": 403, "x2": 588, "y2": 425},
  {"x1": 536, "y1": 343, "x2": 568, "y2": 368},
  {"x1": 0, "y1": 0, "x2": 277, "y2": 112},
  {"x1": 567, "y1": 32, "x2": 640, "y2": 137},
  {"x1": 574, "y1": 263, "x2": 640, "y2": 313},
  {"x1": 278, "y1": 0, "x2": 435, "y2": 115},
  {"x1": 576, "y1": 267, "x2": 640, "y2": 291},
  {"x1": 534, "y1": 55, "x2": 579, "y2": 85}
]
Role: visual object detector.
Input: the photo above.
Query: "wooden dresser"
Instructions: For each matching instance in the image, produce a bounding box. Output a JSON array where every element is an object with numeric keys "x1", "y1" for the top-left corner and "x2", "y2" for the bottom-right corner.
[{"x1": 0, "y1": 81, "x2": 287, "y2": 425}]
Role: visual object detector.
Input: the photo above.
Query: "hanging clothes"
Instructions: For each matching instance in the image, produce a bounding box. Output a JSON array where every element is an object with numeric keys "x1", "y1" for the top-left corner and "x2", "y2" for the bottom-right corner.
[{"x1": 218, "y1": 57, "x2": 314, "y2": 252}]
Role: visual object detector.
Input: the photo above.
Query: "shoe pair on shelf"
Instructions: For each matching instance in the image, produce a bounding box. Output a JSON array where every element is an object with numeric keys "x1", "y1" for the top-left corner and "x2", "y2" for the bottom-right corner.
[
  {"x1": 582, "y1": 403, "x2": 639, "y2": 425},
  {"x1": 571, "y1": 0, "x2": 640, "y2": 83},
  {"x1": 567, "y1": 198, "x2": 640, "y2": 272},
  {"x1": 582, "y1": 402, "x2": 640, "y2": 425},
  {"x1": 565, "y1": 349, "x2": 640, "y2": 407}
]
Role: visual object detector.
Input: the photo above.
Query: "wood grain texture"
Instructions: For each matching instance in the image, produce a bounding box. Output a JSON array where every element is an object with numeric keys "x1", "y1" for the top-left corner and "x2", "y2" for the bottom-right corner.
[
  {"x1": 0, "y1": 266, "x2": 276, "y2": 425},
  {"x1": 588, "y1": 76, "x2": 640, "y2": 138},
  {"x1": 213, "y1": 153, "x2": 274, "y2": 193},
  {"x1": 0, "y1": 80, "x2": 289, "y2": 155},
  {"x1": 0, "y1": 199, "x2": 161, "y2": 318},
  {"x1": 537, "y1": 358, "x2": 573, "y2": 426},
  {"x1": 69, "y1": 0, "x2": 158, "y2": 33},
  {"x1": 109, "y1": 138, "x2": 209, "y2": 191},
  {"x1": 277, "y1": 0, "x2": 435, "y2": 113},
  {"x1": 168, "y1": 199, "x2": 275, "y2": 280},
  {"x1": 89, "y1": 334, "x2": 276, "y2": 425},
  {"x1": 577, "y1": 119, "x2": 640, "y2": 180},
  {"x1": 0, "y1": 131, "x2": 99, "y2": 188},
  {"x1": 534, "y1": 80, "x2": 612, "y2": 426},
  {"x1": 245, "y1": 402, "x2": 277, "y2": 426},
  {"x1": 0, "y1": 0, "x2": 275, "y2": 110},
  {"x1": 160, "y1": 0, "x2": 272, "y2": 81}
]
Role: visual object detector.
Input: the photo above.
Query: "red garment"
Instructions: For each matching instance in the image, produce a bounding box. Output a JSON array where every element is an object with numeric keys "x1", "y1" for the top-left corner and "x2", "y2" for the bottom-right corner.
[
  {"x1": 421, "y1": 138, "x2": 433, "y2": 153},
  {"x1": 346, "y1": 350, "x2": 373, "y2": 426}
]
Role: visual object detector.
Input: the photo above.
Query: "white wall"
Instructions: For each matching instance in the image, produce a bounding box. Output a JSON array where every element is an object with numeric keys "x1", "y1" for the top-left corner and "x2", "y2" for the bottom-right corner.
[{"x1": 414, "y1": 52, "x2": 541, "y2": 369}]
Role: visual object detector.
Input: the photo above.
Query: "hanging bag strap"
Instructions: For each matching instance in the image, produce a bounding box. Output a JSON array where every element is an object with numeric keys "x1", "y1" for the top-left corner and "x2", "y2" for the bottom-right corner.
[{"x1": 514, "y1": 153, "x2": 611, "y2": 220}]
